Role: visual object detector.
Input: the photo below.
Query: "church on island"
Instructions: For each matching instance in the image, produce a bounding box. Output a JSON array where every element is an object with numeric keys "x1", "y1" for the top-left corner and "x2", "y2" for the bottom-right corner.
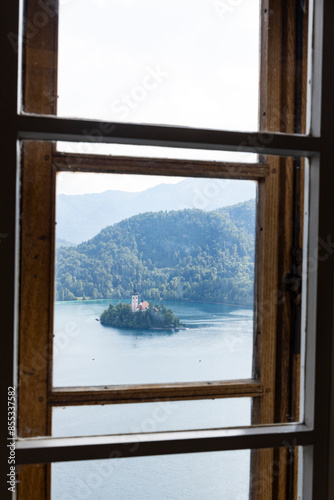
[
  {"x1": 100, "y1": 287, "x2": 182, "y2": 329},
  {"x1": 131, "y1": 286, "x2": 149, "y2": 312}
]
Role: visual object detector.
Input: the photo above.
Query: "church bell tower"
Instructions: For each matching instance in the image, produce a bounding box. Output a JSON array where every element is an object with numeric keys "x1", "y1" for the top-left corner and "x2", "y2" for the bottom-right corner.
[{"x1": 131, "y1": 285, "x2": 139, "y2": 312}]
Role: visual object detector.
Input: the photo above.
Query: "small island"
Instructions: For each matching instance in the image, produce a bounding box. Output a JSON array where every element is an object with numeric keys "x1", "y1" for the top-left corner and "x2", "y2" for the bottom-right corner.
[{"x1": 100, "y1": 287, "x2": 182, "y2": 330}]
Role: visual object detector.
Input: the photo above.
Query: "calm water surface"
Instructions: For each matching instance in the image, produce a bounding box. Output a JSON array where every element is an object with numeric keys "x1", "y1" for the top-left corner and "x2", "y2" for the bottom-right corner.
[
  {"x1": 52, "y1": 300, "x2": 253, "y2": 499},
  {"x1": 53, "y1": 299, "x2": 253, "y2": 386}
]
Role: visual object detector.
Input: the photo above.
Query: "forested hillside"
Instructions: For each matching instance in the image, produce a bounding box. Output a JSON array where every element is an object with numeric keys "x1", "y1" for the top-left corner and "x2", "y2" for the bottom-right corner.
[
  {"x1": 56, "y1": 178, "x2": 256, "y2": 244},
  {"x1": 55, "y1": 200, "x2": 256, "y2": 306}
]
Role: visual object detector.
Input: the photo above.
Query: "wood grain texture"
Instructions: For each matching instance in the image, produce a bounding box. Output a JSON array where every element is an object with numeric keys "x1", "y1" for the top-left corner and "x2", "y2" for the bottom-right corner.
[
  {"x1": 255, "y1": 160, "x2": 280, "y2": 409},
  {"x1": 260, "y1": 0, "x2": 282, "y2": 133},
  {"x1": 253, "y1": 1, "x2": 308, "y2": 498},
  {"x1": 251, "y1": 164, "x2": 278, "y2": 499},
  {"x1": 19, "y1": 6, "x2": 58, "y2": 500},
  {"x1": 53, "y1": 152, "x2": 269, "y2": 180},
  {"x1": 17, "y1": 465, "x2": 47, "y2": 500},
  {"x1": 274, "y1": 157, "x2": 294, "y2": 428},
  {"x1": 18, "y1": 141, "x2": 55, "y2": 439},
  {"x1": 253, "y1": 180, "x2": 266, "y2": 386},
  {"x1": 50, "y1": 380, "x2": 263, "y2": 406},
  {"x1": 251, "y1": 448, "x2": 283, "y2": 500},
  {"x1": 23, "y1": 0, "x2": 58, "y2": 114}
]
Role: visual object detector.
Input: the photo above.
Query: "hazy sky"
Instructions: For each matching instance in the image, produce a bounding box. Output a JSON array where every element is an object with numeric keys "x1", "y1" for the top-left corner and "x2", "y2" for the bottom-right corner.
[
  {"x1": 57, "y1": 171, "x2": 185, "y2": 195},
  {"x1": 57, "y1": 0, "x2": 260, "y2": 194}
]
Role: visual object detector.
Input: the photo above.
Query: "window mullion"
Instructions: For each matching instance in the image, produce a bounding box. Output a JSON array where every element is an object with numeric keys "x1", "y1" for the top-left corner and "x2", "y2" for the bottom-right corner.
[
  {"x1": 16, "y1": 424, "x2": 314, "y2": 465},
  {"x1": 49, "y1": 380, "x2": 263, "y2": 406},
  {"x1": 17, "y1": 114, "x2": 320, "y2": 158}
]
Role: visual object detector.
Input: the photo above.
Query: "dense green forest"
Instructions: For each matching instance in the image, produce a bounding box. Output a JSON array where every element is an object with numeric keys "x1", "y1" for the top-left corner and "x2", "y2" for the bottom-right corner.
[
  {"x1": 55, "y1": 199, "x2": 256, "y2": 306},
  {"x1": 100, "y1": 303, "x2": 181, "y2": 329}
]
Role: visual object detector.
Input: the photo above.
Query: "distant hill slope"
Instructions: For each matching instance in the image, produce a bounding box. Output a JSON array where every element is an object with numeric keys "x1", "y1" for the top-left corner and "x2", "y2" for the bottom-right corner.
[
  {"x1": 56, "y1": 178, "x2": 256, "y2": 244},
  {"x1": 55, "y1": 201, "x2": 256, "y2": 306},
  {"x1": 218, "y1": 199, "x2": 256, "y2": 235},
  {"x1": 55, "y1": 238, "x2": 76, "y2": 248}
]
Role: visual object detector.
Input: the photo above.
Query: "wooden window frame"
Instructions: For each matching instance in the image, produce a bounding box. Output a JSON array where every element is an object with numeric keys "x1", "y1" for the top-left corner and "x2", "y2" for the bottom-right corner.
[
  {"x1": 2, "y1": 0, "x2": 334, "y2": 499},
  {"x1": 16, "y1": 0, "x2": 307, "y2": 496},
  {"x1": 17, "y1": 140, "x2": 296, "y2": 499}
]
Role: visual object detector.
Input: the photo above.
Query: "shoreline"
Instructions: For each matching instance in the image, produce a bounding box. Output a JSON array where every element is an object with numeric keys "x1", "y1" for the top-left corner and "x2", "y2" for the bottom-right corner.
[
  {"x1": 100, "y1": 324, "x2": 187, "y2": 331},
  {"x1": 54, "y1": 297, "x2": 253, "y2": 309}
]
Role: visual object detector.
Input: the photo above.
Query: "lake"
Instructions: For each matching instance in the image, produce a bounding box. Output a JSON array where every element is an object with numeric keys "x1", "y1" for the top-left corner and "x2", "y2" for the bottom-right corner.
[{"x1": 52, "y1": 299, "x2": 254, "y2": 499}]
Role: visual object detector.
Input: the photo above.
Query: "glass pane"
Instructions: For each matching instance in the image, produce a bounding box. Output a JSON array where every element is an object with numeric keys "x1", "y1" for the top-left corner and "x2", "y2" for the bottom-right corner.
[
  {"x1": 52, "y1": 398, "x2": 251, "y2": 437},
  {"x1": 52, "y1": 451, "x2": 251, "y2": 499},
  {"x1": 21, "y1": 2, "x2": 310, "y2": 135},
  {"x1": 18, "y1": 447, "x2": 302, "y2": 499},
  {"x1": 54, "y1": 173, "x2": 256, "y2": 386},
  {"x1": 57, "y1": 0, "x2": 260, "y2": 131}
]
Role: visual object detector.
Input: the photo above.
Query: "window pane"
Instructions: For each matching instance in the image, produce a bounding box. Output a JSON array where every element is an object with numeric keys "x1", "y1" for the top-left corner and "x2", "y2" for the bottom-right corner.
[
  {"x1": 52, "y1": 398, "x2": 251, "y2": 437},
  {"x1": 51, "y1": 452, "x2": 251, "y2": 499},
  {"x1": 18, "y1": 447, "x2": 302, "y2": 499},
  {"x1": 54, "y1": 173, "x2": 257, "y2": 386},
  {"x1": 56, "y1": 0, "x2": 260, "y2": 131},
  {"x1": 21, "y1": 2, "x2": 310, "y2": 134}
]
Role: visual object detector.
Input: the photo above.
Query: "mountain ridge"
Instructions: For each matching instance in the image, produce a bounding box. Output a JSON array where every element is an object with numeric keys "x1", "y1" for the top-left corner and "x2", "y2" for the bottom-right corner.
[{"x1": 56, "y1": 178, "x2": 256, "y2": 244}]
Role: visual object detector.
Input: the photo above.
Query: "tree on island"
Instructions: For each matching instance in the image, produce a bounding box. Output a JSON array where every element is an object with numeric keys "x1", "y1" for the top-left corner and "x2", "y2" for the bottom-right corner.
[{"x1": 100, "y1": 302, "x2": 181, "y2": 329}]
